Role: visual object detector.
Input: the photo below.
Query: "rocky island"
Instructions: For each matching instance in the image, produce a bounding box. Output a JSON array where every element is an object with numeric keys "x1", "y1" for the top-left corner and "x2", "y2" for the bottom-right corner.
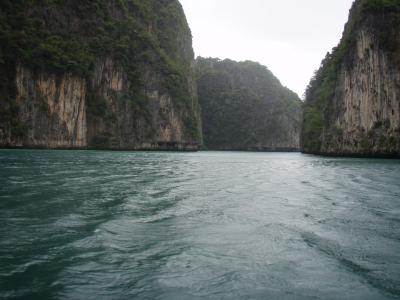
[
  {"x1": 0, "y1": 0, "x2": 201, "y2": 150},
  {"x1": 302, "y1": 0, "x2": 400, "y2": 157}
]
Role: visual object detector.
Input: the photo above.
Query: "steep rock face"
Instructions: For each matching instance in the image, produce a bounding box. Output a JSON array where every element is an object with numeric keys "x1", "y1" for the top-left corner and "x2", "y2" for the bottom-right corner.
[
  {"x1": 87, "y1": 56, "x2": 196, "y2": 150},
  {"x1": 11, "y1": 64, "x2": 87, "y2": 148},
  {"x1": 302, "y1": 0, "x2": 400, "y2": 156},
  {"x1": 0, "y1": 0, "x2": 201, "y2": 150},
  {"x1": 196, "y1": 58, "x2": 302, "y2": 151}
]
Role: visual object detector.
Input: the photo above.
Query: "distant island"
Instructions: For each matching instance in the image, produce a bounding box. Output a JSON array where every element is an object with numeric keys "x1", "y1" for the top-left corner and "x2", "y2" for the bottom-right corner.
[{"x1": 196, "y1": 57, "x2": 302, "y2": 151}]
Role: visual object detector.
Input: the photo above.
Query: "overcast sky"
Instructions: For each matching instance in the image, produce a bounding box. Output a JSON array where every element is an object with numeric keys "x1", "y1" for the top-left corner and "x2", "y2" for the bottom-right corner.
[{"x1": 179, "y1": 0, "x2": 354, "y2": 98}]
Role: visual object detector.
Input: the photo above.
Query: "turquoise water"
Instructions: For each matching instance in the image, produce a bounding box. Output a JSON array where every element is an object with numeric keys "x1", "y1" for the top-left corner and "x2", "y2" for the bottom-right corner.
[{"x1": 0, "y1": 150, "x2": 399, "y2": 300}]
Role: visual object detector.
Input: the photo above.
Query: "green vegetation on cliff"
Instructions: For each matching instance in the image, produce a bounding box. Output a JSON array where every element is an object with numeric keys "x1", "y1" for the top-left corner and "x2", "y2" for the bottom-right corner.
[
  {"x1": 0, "y1": 0, "x2": 192, "y2": 77},
  {"x1": 196, "y1": 57, "x2": 302, "y2": 150}
]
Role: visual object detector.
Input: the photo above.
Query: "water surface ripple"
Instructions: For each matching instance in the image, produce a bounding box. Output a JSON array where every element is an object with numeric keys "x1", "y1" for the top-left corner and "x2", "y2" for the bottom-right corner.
[{"x1": 0, "y1": 150, "x2": 399, "y2": 299}]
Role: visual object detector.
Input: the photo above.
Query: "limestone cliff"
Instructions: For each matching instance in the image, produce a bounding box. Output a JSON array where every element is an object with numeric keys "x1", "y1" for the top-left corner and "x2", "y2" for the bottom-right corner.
[
  {"x1": 302, "y1": 0, "x2": 400, "y2": 157},
  {"x1": 0, "y1": 0, "x2": 201, "y2": 150},
  {"x1": 196, "y1": 58, "x2": 302, "y2": 151}
]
